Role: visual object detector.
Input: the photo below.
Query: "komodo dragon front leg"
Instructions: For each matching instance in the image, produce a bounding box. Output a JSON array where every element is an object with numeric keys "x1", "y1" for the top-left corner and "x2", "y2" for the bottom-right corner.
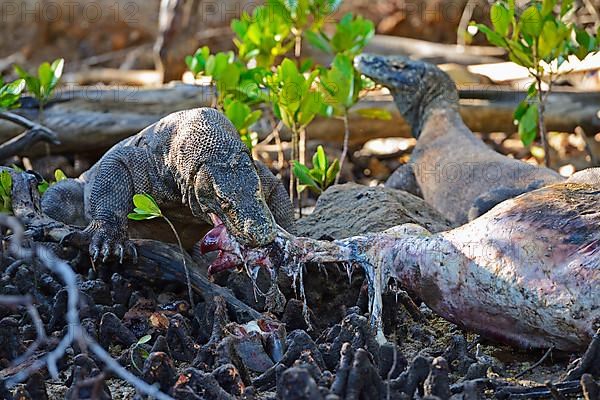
[
  {"x1": 68, "y1": 146, "x2": 154, "y2": 262},
  {"x1": 384, "y1": 163, "x2": 422, "y2": 197}
]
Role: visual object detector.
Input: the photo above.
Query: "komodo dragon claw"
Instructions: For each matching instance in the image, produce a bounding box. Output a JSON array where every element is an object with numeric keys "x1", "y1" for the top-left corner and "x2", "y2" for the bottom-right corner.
[{"x1": 62, "y1": 224, "x2": 138, "y2": 264}]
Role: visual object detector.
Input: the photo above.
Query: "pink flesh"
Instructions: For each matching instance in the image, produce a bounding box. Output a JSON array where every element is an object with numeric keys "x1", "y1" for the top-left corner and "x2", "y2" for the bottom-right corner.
[
  {"x1": 201, "y1": 224, "x2": 227, "y2": 254},
  {"x1": 201, "y1": 222, "x2": 272, "y2": 275},
  {"x1": 207, "y1": 251, "x2": 244, "y2": 275},
  {"x1": 201, "y1": 215, "x2": 244, "y2": 274}
]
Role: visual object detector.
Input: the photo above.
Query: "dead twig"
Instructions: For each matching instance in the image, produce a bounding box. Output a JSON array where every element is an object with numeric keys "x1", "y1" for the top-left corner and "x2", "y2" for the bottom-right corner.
[
  {"x1": 0, "y1": 111, "x2": 59, "y2": 161},
  {"x1": 545, "y1": 380, "x2": 568, "y2": 400},
  {"x1": 514, "y1": 346, "x2": 554, "y2": 379},
  {"x1": 564, "y1": 328, "x2": 600, "y2": 381}
]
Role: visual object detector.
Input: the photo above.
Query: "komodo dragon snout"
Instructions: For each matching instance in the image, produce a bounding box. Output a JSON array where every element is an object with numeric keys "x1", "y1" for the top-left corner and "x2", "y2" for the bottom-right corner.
[{"x1": 194, "y1": 152, "x2": 276, "y2": 247}]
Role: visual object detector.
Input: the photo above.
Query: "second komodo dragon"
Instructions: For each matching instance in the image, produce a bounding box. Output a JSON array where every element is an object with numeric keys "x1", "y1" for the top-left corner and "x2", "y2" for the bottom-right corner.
[
  {"x1": 355, "y1": 54, "x2": 564, "y2": 225},
  {"x1": 42, "y1": 108, "x2": 294, "y2": 262}
]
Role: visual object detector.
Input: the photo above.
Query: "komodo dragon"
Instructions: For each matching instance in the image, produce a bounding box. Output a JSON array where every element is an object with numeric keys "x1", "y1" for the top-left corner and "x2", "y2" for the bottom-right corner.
[
  {"x1": 41, "y1": 108, "x2": 294, "y2": 262},
  {"x1": 355, "y1": 54, "x2": 564, "y2": 225}
]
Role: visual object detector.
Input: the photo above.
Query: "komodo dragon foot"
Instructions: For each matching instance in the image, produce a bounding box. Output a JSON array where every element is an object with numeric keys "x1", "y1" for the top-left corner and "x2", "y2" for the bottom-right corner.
[{"x1": 63, "y1": 220, "x2": 137, "y2": 263}]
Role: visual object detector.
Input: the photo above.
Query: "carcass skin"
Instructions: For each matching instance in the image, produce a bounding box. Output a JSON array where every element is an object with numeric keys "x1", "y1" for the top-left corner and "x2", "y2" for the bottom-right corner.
[
  {"x1": 204, "y1": 178, "x2": 600, "y2": 351},
  {"x1": 381, "y1": 183, "x2": 600, "y2": 351}
]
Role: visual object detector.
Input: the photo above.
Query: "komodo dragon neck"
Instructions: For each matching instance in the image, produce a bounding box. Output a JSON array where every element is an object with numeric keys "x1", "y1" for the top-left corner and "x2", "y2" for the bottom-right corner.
[
  {"x1": 416, "y1": 108, "x2": 469, "y2": 145},
  {"x1": 391, "y1": 75, "x2": 460, "y2": 139}
]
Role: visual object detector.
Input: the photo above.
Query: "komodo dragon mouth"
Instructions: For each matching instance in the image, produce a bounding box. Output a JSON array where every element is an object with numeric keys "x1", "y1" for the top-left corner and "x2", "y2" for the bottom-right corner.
[{"x1": 201, "y1": 214, "x2": 275, "y2": 275}]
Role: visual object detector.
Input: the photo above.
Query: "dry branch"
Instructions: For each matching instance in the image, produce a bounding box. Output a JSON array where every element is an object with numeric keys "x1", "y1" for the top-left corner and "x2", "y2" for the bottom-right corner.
[
  {"x1": 0, "y1": 112, "x2": 59, "y2": 161},
  {"x1": 1, "y1": 83, "x2": 598, "y2": 157}
]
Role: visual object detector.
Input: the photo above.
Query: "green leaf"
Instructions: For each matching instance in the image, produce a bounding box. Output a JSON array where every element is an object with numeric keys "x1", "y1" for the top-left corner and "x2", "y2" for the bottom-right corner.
[
  {"x1": 541, "y1": 0, "x2": 556, "y2": 16},
  {"x1": 292, "y1": 161, "x2": 320, "y2": 192},
  {"x1": 305, "y1": 30, "x2": 332, "y2": 53},
  {"x1": 14, "y1": 64, "x2": 41, "y2": 99},
  {"x1": 518, "y1": 103, "x2": 539, "y2": 146},
  {"x1": 560, "y1": 0, "x2": 574, "y2": 17},
  {"x1": 474, "y1": 24, "x2": 507, "y2": 48},
  {"x1": 4, "y1": 79, "x2": 25, "y2": 96},
  {"x1": 244, "y1": 110, "x2": 262, "y2": 129},
  {"x1": 54, "y1": 169, "x2": 67, "y2": 182},
  {"x1": 127, "y1": 212, "x2": 158, "y2": 221},
  {"x1": 513, "y1": 99, "x2": 529, "y2": 122},
  {"x1": 506, "y1": 39, "x2": 535, "y2": 68},
  {"x1": 132, "y1": 193, "x2": 162, "y2": 216},
  {"x1": 354, "y1": 108, "x2": 393, "y2": 120},
  {"x1": 574, "y1": 28, "x2": 595, "y2": 60},
  {"x1": 320, "y1": 54, "x2": 355, "y2": 112},
  {"x1": 508, "y1": 0, "x2": 516, "y2": 18},
  {"x1": 186, "y1": 46, "x2": 211, "y2": 76},
  {"x1": 14, "y1": 59, "x2": 63, "y2": 104},
  {"x1": 137, "y1": 334, "x2": 152, "y2": 345},
  {"x1": 527, "y1": 82, "x2": 538, "y2": 98},
  {"x1": 299, "y1": 58, "x2": 315, "y2": 73},
  {"x1": 539, "y1": 21, "x2": 560, "y2": 59},
  {"x1": 0, "y1": 171, "x2": 12, "y2": 194},
  {"x1": 224, "y1": 99, "x2": 251, "y2": 131},
  {"x1": 37, "y1": 181, "x2": 49, "y2": 195},
  {"x1": 0, "y1": 79, "x2": 25, "y2": 110},
  {"x1": 490, "y1": 3, "x2": 511, "y2": 36},
  {"x1": 314, "y1": 145, "x2": 328, "y2": 172},
  {"x1": 309, "y1": 168, "x2": 324, "y2": 184},
  {"x1": 325, "y1": 158, "x2": 340, "y2": 186},
  {"x1": 519, "y1": 6, "x2": 543, "y2": 38},
  {"x1": 51, "y1": 58, "x2": 64, "y2": 82},
  {"x1": 298, "y1": 90, "x2": 322, "y2": 127},
  {"x1": 329, "y1": 13, "x2": 375, "y2": 56}
]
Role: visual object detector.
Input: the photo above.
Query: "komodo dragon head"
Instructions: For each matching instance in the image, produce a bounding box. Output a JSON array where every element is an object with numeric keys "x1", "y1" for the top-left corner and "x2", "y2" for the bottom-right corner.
[
  {"x1": 355, "y1": 54, "x2": 459, "y2": 138},
  {"x1": 171, "y1": 108, "x2": 277, "y2": 247},
  {"x1": 194, "y1": 152, "x2": 277, "y2": 247}
]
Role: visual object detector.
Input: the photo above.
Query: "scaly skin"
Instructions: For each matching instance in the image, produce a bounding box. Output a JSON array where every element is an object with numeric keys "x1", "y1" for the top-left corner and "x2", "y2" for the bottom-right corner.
[
  {"x1": 204, "y1": 169, "x2": 600, "y2": 351},
  {"x1": 355, "y1": 54, "x2": 564, "y2": 225},
  {"x1": 42, "y1": 108, "x2": 294, "y2": 262}
]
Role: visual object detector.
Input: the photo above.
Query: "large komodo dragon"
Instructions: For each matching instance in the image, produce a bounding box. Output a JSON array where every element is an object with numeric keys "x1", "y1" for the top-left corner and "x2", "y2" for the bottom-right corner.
[
  {"x1": 41, "y1": 108, "x2": 294, "y2": 262},
  {"x1": 355, "y1": 54, "x2": 565, "y2": 225}
]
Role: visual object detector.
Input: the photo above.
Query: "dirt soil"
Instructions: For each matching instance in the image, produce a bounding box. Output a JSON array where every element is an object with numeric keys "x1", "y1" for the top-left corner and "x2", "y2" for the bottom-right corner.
[{"x1": 1, "y1": 123, "x2": 599, "y2": 399}]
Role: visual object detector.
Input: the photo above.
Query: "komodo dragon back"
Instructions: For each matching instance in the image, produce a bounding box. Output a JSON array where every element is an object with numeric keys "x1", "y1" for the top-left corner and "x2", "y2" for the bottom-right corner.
[{"x1": 150, "y1": 108, "x2": 247, "y2": 187}]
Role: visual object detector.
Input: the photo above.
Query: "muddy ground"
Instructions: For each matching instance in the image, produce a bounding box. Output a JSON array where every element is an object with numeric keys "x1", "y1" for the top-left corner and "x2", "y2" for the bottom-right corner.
[{"x1": 0, "y1": 126, "x2": 599, "y2": 399}]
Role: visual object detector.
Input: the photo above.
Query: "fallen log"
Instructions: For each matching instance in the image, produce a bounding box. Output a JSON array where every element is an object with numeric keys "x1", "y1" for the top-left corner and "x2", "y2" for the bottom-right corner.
[
  {"x1": 62, "y1": 69, "x2": 164, "y2": 86},
  {"x1": 0, "y1": 83, "x2": 598, "y2": 156},
  {"x1": 305, "y1": 35, "x2": 506, "y2": 67},
  {"x1": 0, "y1": 112, "x2": 59, "y2": 162},
  {"x1": 364, "y1": 35, "x2": 506, "y2": 65},
  {"x1": 8, "y1": 170, "x2": 261, "y2": 322}
]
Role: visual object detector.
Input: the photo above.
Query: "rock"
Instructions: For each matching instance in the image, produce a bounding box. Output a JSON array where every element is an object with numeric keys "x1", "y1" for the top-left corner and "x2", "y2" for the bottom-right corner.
[{"x1": 296, "y1": 183, "x2": 452, "y2": 239}]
